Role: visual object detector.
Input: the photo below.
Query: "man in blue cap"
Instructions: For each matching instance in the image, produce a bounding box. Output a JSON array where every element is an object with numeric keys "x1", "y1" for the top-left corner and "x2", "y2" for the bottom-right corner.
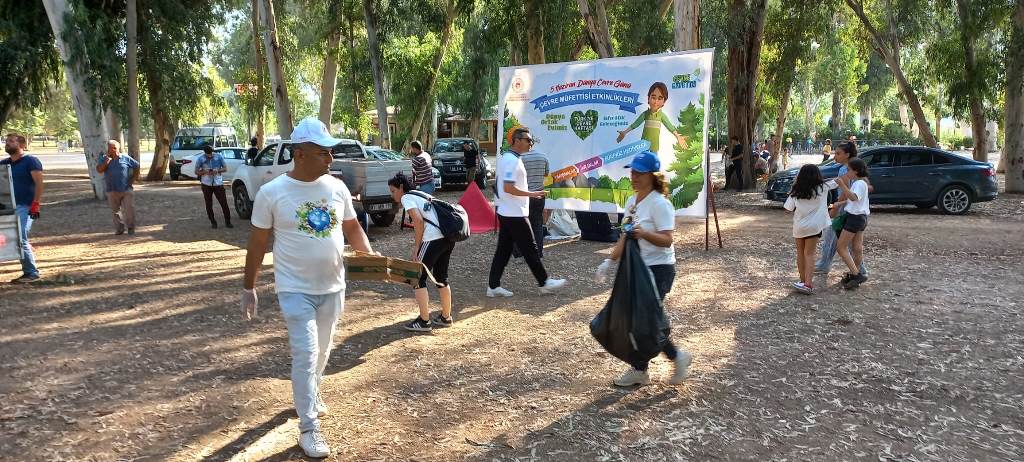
[{"x1": 241, "y1": 117, "x2": 375, "y2": 458}]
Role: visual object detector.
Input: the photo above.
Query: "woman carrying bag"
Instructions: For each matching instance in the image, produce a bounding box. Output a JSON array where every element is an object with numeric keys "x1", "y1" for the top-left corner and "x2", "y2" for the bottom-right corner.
[{"x1": 594, "y1": 151, "x2": 693, "y2": 387}]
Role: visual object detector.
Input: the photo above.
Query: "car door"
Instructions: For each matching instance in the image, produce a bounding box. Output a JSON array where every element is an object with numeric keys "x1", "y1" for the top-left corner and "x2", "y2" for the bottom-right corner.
[
  {"x1": 272, "y1": 143, "x2": 295, "y2": 180},
  {"x1": 252, "y1": 145, "x2": 278, "y2": 190},
  {"x1": 892, "y1": 149, "x2": 939, "y2": 203},
  {"x1": 861, "y1": 149, "x2": 898, "y2": 203},
  {"x1": 217, "y1": 148, "x2": 245, "y2": 182}
]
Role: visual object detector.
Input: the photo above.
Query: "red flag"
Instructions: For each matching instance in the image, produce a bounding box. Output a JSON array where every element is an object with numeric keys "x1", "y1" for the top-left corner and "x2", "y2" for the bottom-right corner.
[{"x1": 459, "y1": 182, "x2": 498, "y2": 234}]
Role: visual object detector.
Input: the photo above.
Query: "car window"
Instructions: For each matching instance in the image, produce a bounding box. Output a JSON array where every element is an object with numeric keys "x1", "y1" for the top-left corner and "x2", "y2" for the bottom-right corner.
[
  {"x1": 433, "y1": 140, "x2": 474, "y2": 152},
  {"x1": 278, "y1": 145, "x2": 293, "y2": 165},
  {"x1": 215, "y1": 135, "x2": 231, "y2": 147},
  {"x1": 254, "y1": 146, "x2": 276, "y2": 166},
  {"x1": 172, "y1": 135, "x2": 213, "y2": 150},
  {"x1": 932, "y1": 153, "x2": 952, "y2": 164},
  {"x1": 899, "y1": 151, "x2": 932, "y2": 167},
  {"x1": 332, "y1": 143, "x2": 365, "y2": 159},
  {"x1": 864, "y1": 151, "x2": 894, "y2": 167}
]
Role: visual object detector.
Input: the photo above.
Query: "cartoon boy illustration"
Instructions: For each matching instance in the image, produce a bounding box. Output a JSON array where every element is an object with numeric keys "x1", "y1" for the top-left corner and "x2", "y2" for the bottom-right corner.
[{"x1": 616, "y1": 82, "x2": 688, "y2": 152}]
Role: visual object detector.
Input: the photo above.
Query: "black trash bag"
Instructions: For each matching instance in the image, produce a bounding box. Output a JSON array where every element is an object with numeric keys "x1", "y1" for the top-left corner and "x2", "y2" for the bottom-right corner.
[{"x1": 589, "y1": 238, "x2": 670, "y2": 364}]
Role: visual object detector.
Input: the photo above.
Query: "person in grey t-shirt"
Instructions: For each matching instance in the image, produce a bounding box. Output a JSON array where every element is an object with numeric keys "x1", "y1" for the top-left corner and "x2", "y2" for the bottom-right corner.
[{"x1": 519, "y1": 151, "x2": 549, "y2": 258}]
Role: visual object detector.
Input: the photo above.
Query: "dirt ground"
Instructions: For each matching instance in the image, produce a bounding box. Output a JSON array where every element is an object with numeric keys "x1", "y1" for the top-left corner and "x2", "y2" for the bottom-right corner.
[{"x1": 1, "y1": 163, "x2": 1022, "y2": 462}]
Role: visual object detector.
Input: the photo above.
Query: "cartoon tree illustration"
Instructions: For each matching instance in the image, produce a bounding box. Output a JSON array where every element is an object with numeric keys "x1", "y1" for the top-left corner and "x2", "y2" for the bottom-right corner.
[
  {"x1": 667, "y1": 94, "x2": 706, "y2": 209},
  {"x1": 501, "y1": 108, "x2": 521, "y2": 152}
]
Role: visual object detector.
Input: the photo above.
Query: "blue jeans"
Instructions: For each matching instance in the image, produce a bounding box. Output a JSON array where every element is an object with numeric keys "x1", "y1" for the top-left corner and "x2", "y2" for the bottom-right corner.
[
  {"x1": 816, "y1": 226, "x2": 867, "y2": 275},
  {"x1": 416, "y1": 182, "x2": 435, "y2": 194},
  {"x1": 15, "y1": 205, "x2": 39, "y2": 277},
  {"x1": 278, "y1": 291, "x2": 344, "y2": 433}
]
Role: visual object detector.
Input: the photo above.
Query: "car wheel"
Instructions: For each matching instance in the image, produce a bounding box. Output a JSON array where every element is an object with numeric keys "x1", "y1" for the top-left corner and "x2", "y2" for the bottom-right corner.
[
  {"x1": 937, "y1": 185, "x2": 972, "y2": 215},
  {"x1": 370, "y1": 211, "x2": 397, "y2": 227},
  {"x1": 233, "y1": 184, "x2": 254, "y2": 219},
  {"x1": 169, "y1": 164, "x2": 180, "y2": 181}
]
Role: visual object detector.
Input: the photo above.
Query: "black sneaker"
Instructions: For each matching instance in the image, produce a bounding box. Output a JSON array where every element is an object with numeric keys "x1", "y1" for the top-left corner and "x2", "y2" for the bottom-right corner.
[
  {"x1": 840, "y1": 273, "x2": 855, "y2": 285},
  {"x1": 403, "y1": 317, "x2": 432, "y2": 332},
  {"x1": 10, "y1": 274, "x2": 40, "y2": 284},
  {"x1": 430, "y1": 313, "x2": 453, "y2": 328},
  {"x1": 844, "y1": 273, "x2": 868, "y2": 290}
]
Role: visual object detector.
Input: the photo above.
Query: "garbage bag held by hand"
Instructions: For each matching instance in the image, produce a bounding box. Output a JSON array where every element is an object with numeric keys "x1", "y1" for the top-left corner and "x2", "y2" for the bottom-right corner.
[{"x1": 589, "y1": 238, "x2": 670, "y2": 364}]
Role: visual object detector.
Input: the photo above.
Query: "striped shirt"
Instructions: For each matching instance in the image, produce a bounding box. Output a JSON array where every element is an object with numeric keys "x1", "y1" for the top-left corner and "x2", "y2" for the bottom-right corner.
[
  {"x1": 520, "y1": 151, "x2": 549, "y2": 192},
  {"x1": 411, "y1": 152, "x2": 433, "y2": 186}
]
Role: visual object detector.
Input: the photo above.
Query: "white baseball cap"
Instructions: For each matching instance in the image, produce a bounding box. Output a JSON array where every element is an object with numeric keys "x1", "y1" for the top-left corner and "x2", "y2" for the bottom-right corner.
[{"x1": 290, "y1": 117, "x2": 341, "y2": 147}]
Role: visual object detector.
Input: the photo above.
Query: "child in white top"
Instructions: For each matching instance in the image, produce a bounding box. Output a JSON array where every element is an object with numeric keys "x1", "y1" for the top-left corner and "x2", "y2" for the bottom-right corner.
[
  {"x1": 784, "y1": 164, "x2": 838, "y2": 294},
  {"x1": 835, "y1": 157, "x2": 870, "y2": 289}
]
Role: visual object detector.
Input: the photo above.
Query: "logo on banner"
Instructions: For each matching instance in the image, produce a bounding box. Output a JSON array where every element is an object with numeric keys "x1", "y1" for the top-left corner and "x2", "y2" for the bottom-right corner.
[
  {"x1": 508, "y1": 77, "x2": 529, "y2": 102},
  {"x1": 672, "y1": 69, "x2": 701, "y2": 89},
  {"x1": 530, "y1": 89, "x2": 642, "y2": 113},
  {"x1": 570, "y1": 110, "x2": 598, "y2": 140}
]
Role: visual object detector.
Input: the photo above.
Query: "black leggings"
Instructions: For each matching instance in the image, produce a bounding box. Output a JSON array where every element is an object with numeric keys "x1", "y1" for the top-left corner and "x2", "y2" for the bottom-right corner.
[
  {"x1": 629, "y1": 264, "x2": 678, "y2": 371},
  {"x1": 202, "y1": 185, "x2": 231, "y2": 223},
  {"x1": 488, "y1": 215, "x2": 548, "y2": 289},
  {"x1": 415, "y1": 239, "x2": 455, "y2": 289}
]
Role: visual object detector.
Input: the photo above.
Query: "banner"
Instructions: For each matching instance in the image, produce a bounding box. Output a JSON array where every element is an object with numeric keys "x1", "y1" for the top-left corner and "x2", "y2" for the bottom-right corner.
[{"x1": 498, "y1": 49, "x2": 714, "y2": 217}]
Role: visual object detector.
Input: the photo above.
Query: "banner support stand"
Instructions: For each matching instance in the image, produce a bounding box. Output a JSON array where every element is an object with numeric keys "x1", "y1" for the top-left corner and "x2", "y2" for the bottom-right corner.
[{"x1": 704, "y1": 148, "x2": 723, "y2": 251}]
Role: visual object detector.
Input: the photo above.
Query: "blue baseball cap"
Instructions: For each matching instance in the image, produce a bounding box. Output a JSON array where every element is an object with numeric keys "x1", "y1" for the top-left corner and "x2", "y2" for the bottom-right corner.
[{"x1": 625, "y1": 150, "x2": 661, "y2": 173}]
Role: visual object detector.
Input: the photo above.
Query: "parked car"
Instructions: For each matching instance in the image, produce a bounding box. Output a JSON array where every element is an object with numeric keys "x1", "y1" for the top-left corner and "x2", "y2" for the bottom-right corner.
[
  {"x1": 430, "y1": 137, "x2": 492, "y2": 189},
  {"x1": 178, "y1": 147, "x2": 248, "y2": 182},
  {"x1": 168, "y1": 123, "x2": 238, "y2": 180},
  {"x1": 365, "y1": 146, "x2": 441, "y2": 190},
  {"x1": 765, "y1": 146, "x2": 998, "y2": 214}
]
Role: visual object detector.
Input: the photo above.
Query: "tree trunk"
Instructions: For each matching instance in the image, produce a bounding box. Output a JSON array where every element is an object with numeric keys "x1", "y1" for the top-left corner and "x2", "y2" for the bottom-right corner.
[
  {"x1": 143, "y1": 49, "x2": 173, "y2": 180},
  {"x1": 250, "y1": 0, "x2": 265, "y2": 146},
  {"x1": 469, "y1": 116, "x2": 481, "y2": 145},
  {"x1": 673, "y1": 0, "x2": 700, "y2": 51},
  {"x1": 1004, "y1": 0, "x2": 1023, "y2": 192},
  {"x1": 260, "y1": 0, "x2": 292, "y2": 138},
  {"x1": 845, "y1": 0, "x2": 937, "y2": 147},
  {"x1": 403, "y1": 0, "x2": 456, "y2": 152},
  {"x1": 955, "y1": 0, "x2": 987, "y2": 161},
  {"x1": 41, "y1": 0, "x2": 107, "y2": 199},
  {"x1": 577, "y1": 0, "x2": 614, "y2": 58},
  {"x1": 898, "y1": 100, "x2": 909, "y2": 130},
  {"x1": 319, "y1": 30, "x2": 341, "y2": 128},
  {"x1": 527, "y1": 0, "x2": 545, "y2": 64},
  {"x1": 860, "y1": 105, "x2": 872, "y2": 133},
  {"x1": 774, "y1": 83, "x2": 792, "y2": 163},
  {"x1": 831, "y1": 91, "x2": 842, "y2": 134},
  {"x1": 345, "y1": 14, "x2": 363, "y2": 141},
  {"x1": 363, "y1": 0, "x2": 391, "y2": 148},
  {"x1": 105, "y1": 109, "x2": 123, "y2": 151},
  {"x1": 126, "y1": 0, "x2": 141, "y2": 178},
  {"x1": 726, "y1": 0, "x2": 768, "y2": 190}
]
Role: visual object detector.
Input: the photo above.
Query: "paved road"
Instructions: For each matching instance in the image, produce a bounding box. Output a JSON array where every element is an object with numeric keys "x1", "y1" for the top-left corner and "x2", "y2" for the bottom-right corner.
[{"x1": 32, "y1": 151, "x2": 156, "y2": 169}]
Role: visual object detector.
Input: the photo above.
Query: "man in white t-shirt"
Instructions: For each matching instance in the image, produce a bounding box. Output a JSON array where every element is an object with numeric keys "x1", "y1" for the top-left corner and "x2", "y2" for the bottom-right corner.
[
  {"x1": 486, "y1": 127, "x2": 566, "y2": 297},
  {"x1": 241, "y1": 118, "x2": 374, "y2": 458}
]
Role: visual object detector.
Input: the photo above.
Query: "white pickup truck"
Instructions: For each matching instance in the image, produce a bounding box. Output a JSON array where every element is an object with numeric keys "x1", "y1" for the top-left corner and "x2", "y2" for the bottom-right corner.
[{"x1": 231, "y1": 139, "x2": 426, "y2": 227}]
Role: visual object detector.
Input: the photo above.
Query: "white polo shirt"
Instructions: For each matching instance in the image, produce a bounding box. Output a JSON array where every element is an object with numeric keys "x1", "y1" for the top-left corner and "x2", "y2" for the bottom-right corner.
[{"x1": 495, "y1": 151, "x2": 529, "y2": 217}]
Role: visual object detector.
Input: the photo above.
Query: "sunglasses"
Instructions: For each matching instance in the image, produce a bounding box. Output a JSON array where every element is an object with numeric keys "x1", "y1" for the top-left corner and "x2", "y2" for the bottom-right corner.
[{"x1": 516, "y1": 137, "x2": 537, "y2": 145}]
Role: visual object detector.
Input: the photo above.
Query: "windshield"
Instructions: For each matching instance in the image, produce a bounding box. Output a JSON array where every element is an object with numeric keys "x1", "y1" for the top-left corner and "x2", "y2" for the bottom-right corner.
[
  {"x1": 172, "y1": 135, "x2": 214, "y2": 150},
  {"x1": 366, "y1": 148, "x2": 406, "y2": 161},
  {"x1": 433, "y1": 140, "x2": 474, "y2": 153},
  {"x1": 332, "y1": 143, "x2": 365, "y2": 159}
]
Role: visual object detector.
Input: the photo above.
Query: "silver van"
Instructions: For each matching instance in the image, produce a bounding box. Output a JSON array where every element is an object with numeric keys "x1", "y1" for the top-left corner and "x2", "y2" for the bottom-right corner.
[{"x1": 169, "y1": 123, "x2": 238, "y2": 180}]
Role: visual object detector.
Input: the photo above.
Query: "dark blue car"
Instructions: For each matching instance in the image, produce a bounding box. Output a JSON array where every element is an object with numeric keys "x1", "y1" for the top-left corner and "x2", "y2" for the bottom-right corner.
[{"x1": 765, "y1": 146, "x2": 998, "y2": 214}]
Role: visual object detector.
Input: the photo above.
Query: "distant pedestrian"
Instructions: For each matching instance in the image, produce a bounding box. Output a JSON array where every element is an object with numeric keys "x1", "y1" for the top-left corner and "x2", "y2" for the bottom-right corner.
[
  {"x1": 520, "y1": 149, "x2": 550, "y2": 258},
  {"x1": 246, "y1": 137, "x2": 260, "y2": 163},
  {"x1": 1, "y1": 133, "x2": 43, "y2": 283},
  {"x1": 487, "y1": 127, "x2": 566, "y2": 297},
  {"x1": 241, "y1": 117, "x2": 375, "y2": 458},
  {"x1": 409, "y1": 140, "x2": 434, "y2": 194},
  {"x1": 462, "y1": 141, "x2": 479, "y2": 185},
  {"x1": 835, "y1": 158, "x2": 870, "y2": 289},
  {"x1": 784, "y1": 164, "x2": 838, "y2": 294},
  {"x1": 594, "y1": 151, "x2": 692, "y2": 387},
  {"x1": 728, "y1": 135, "x2": 744, "y2": 191},
  {"x1": 822, "y1": 139, "x2": 832, "y2": 163},
  {"x1": 388, "y1": 172, "x2": 455, "y2": 332},
  {"x1": 195, "y1": 145, "x2": 233, "y2": 228},
  {"x1": 96, "y1": 140, "x2": 139, "y2": 236}
]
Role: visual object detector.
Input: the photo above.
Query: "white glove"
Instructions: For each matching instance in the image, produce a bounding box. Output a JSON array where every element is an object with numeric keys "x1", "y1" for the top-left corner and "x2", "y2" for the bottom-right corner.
[
  {"x1": 594, "y1": 259, "x2": 615, "y2": 284},
  {"x1": 241, "y1": 288, "x2": 258, "y2": 320}
]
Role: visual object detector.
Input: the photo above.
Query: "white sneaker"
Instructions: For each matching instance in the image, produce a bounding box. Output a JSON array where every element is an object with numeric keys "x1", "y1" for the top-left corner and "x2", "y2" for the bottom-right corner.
[
  {"x1": 486, "y1": 286, "x2": 514, "y2": 297},
  {"x1": 316, "y1": 392, "x2": 329, "y2": 417},
  {"x1": 539, "y1": 278, "x2": 567, "y2": 294},
  {"x1": 613, "y1": 368, "x2": 650, "y2": 387},
  {"x1": 668, "y1": 351, "x2": 693, "y2": 385},
  {"x1": 298, "y1": 430, "x2": 331, "y2": 458}
]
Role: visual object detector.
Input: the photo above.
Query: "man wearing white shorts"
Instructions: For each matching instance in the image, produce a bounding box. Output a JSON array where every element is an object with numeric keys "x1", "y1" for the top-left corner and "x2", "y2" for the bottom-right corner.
[{"x1": 241, "y1": 118, "x2": 374, "y2": 458}]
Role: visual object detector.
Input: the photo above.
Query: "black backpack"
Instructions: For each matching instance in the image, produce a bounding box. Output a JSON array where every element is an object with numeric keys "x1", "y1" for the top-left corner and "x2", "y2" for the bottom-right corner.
[{"x1": 408, "y1": 191, "x2": 471, "y2": 242}]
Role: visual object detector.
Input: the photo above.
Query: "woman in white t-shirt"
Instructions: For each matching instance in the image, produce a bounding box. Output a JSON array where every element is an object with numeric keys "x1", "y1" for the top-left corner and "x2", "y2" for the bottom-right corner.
[
  {"x1": 835, "y1": 158, "x2": 870, "y2": 290},
  {"x1": 388, "y1": 173, "x2": 454, "y2": 332},
  {"x1": 784, "y1": 164, "x2": 838, "y2": 294},
  {"x1": 594, "y1": 151, "x2": 693, "y2": 387}
]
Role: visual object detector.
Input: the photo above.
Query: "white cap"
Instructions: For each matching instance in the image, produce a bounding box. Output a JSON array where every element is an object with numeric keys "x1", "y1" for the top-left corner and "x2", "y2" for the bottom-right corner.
[{"x1": 290, "y1": 117, "x2": 341, "y2": 147}]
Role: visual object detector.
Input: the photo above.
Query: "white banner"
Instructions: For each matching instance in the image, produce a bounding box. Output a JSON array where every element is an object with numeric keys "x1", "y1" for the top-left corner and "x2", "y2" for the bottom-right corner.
[{"x1": 498, "y1": 49, "x2": 714, "y2": 217}]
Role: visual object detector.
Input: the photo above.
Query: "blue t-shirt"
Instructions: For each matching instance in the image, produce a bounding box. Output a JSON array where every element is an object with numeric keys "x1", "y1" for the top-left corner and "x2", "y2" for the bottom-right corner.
[
  {"x1": 0, "y1": 154, "x2": 43, "y2": 206},
  {"x1": 194, "y1": 154, "x2": 227, "y2": 186},
  {"x1": 98, "y1": 154, "x2": 140, "y2": 193}
]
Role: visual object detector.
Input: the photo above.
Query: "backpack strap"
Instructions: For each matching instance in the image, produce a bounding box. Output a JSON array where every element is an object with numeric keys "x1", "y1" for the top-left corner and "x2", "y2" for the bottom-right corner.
[{"x1": 405, "y1": 190, "x2": 442, "y2": 232}]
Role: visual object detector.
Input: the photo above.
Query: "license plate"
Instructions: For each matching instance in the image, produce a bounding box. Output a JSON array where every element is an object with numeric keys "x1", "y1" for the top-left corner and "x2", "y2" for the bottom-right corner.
[
  {"x1": 367, "y1": 203, "x2": 392, "y2": 212},
  {"x1": 449, "y1": 166, "x2": 465, "y2": 172}
]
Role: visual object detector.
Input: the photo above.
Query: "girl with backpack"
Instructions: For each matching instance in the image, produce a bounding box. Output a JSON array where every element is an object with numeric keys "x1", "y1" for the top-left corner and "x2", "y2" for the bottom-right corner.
[
  {"x1": 388, "y1": 173, "x2": 455, "y2": 332},
  {"x1": 784, "y1": 164, "x2": 839, "y2": 294},
  {"x1": 593, "y1": 151, "x2": 693, "y2": 387},
  {"x1": 835, "y1": 158, "x2": 870, "y2": 289}
]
